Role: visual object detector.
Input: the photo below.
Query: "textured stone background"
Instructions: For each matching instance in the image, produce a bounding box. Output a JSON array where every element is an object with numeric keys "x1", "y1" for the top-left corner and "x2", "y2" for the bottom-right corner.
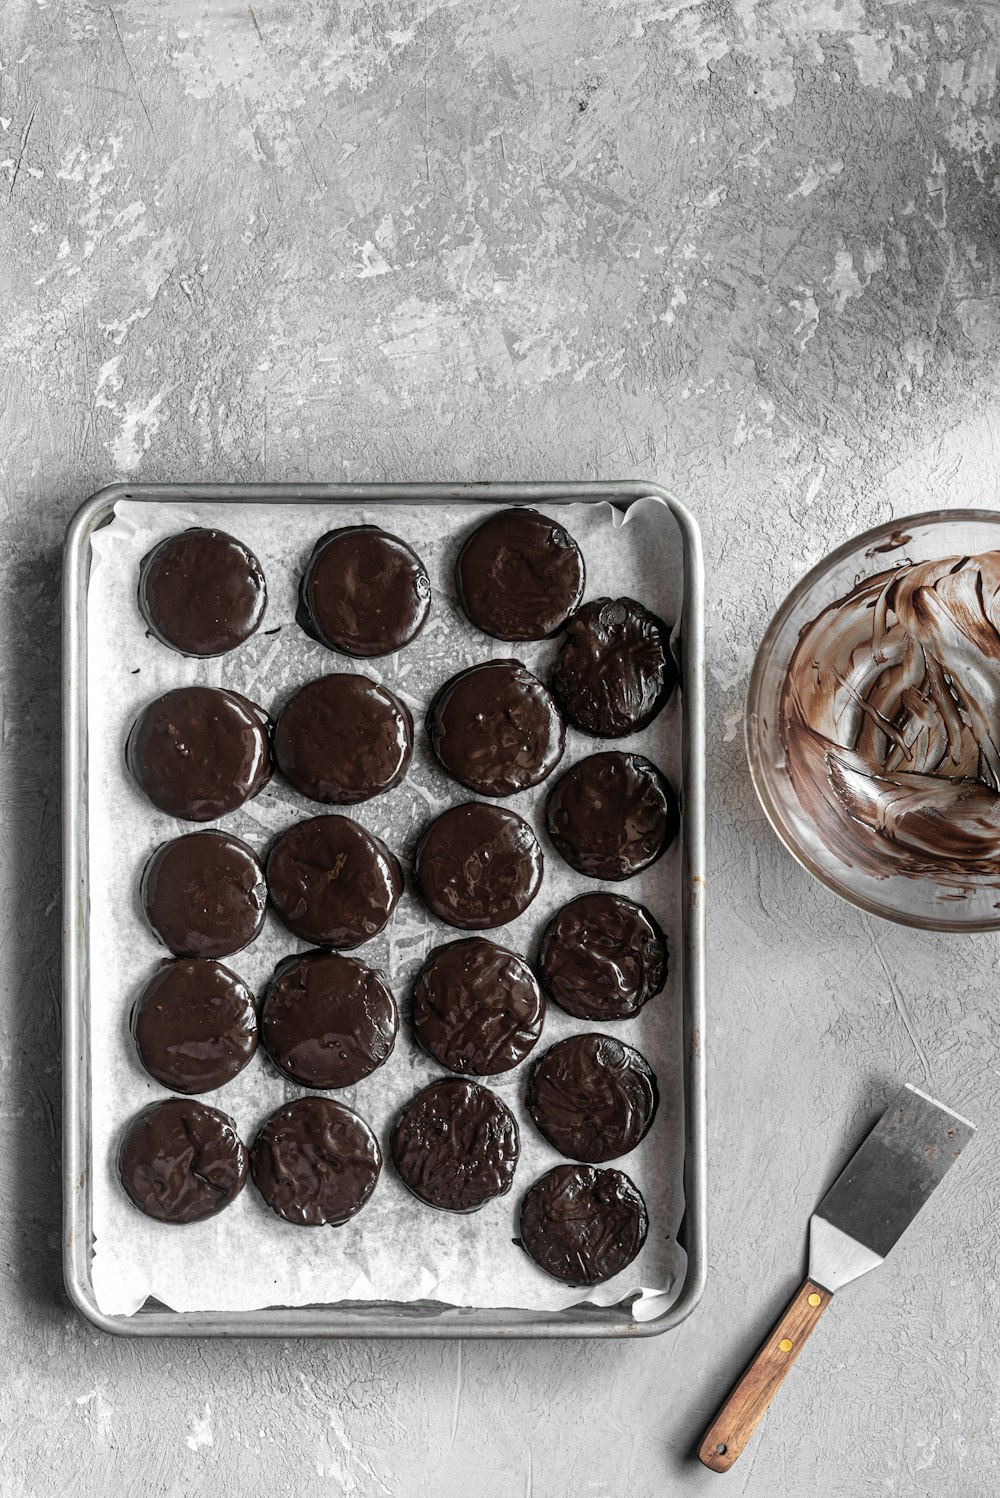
[{"x1": 3, "y1": 0, "x2": 1000, "y2": 1493}]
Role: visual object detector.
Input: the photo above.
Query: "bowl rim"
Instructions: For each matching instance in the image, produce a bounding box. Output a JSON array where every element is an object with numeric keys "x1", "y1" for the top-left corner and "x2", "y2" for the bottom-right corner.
[{"x1": 745, "y1": 505, "x2": 1000, "y2": 932}]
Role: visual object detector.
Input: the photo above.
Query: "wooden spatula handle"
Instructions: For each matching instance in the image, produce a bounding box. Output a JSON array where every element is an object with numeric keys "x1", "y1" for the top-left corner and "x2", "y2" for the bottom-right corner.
[{"x1": 697, "y1": 1278, "x2": 833, "y2": 1472}]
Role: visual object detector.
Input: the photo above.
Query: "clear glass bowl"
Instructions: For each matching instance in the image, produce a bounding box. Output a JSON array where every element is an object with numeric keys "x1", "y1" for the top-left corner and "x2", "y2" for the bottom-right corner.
[{"x1": 746, "y1": 508, "x2": 1000, "y2": 931}]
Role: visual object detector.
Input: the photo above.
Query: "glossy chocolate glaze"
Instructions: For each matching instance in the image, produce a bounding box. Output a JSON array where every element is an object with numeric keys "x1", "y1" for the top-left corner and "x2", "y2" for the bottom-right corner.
[
  {"x1": 126, "y1": 686, "x2": 273, "y2": 822},
  {"x1": 261, "y1": 950, "x2": 398, "y2": 1089},
  {"x1": 414, "y1": 801, "x2": 543, "y2": 929},
  {"x1": 539, "y1": 892, "x2": 667, "y2": 1021},
  {"x1": 298, "y1": 525, "x2": 431, "y2": 657},
  {"x1": 412, "y1": 937, "x2": 544, "y2": 1076},
  {"x1": 427, "y1": 659, "x2": 565, "y2": 797},
  {"x1": 455, "y1": 508, "x2": 585, "y2": 641},
  {"x1": 138, "y1": 527, "x2": 267, "y2": 657},
  {"x1": 526, "y1": 1033, "x2": 658, "y2": 1162},
  {"x1": 391, "y1": 1077, "x2": 519, "y2": 1213},
  {"x1": 545, "y1": 751, "x2": 679, "y2": 880},
  {"x1": 519, "y1": 1164, "x2": 649, "y2": 1285},
  {"x1": 118, "y1": 1097, "x2": 248, "y2": 1224},
  {"x1": 131, "y1": 958, "x2": 258, "y2": 1094},
  {"x1": 251, "y1": 1096, "x2": 382, "y2": 1226},
  {"x1": 267, "y1": 814, "x2": 403, "y2": 949},
  {"x1": 551, "y1": 597, "x2": 676, "y2": 737},
  {"x1": 274, "y1": 673, "x2": 413, "y2": 804},
  {"x1": 141, "y1": 831, "x2": 266, "y2": 958}
]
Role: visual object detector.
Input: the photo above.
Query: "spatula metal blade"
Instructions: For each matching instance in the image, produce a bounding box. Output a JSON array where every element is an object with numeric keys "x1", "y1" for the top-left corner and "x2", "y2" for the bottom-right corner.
[{"x1": 808, "y1": 1083, "x2": 975, "y2": 1294}]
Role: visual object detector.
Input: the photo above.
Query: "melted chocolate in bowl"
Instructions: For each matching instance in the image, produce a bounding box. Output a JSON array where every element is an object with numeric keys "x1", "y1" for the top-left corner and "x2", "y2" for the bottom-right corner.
[
  {"x1": 118, "y1": 1098, "x2": 248, "y2": 1224},
  {"x1": 455, "y1": 508, "x2": 585, "y2": 641},
  {"x1": 391, "y1": 1077, "x2": 520, "y2": 1213},
  {"x1": 414, "y1": 801, "x2": 544, "y2": 929},
  {"x1": 428, "y1": 659, "x2": 565, "y2": 797},
  {"x1": 519, "y1": 1164, "x2": 648, "y2": 1285},
  {"x1": 138, "y1": 528, "x2": 267, "y2": 657},
  {"x1": 527, "y1": 1033, "x2": 658, "y2": 1163},
  {"x1": 251, "y1": 1096, "x2": 382, "y2": 1226},
  {"x1": 126, "y1": 686, "x2": 272, "y2": 821},
  {"x1": 267, "y1": 814, "x2": 403, "y2": 949},
  {"x1": 779, "y1": 549, "x2": 1000, "y2": 885},
  {"x1": 261, "y1": 950, "x2": 398, "y2": 1089},
  {"x1": 298, "y1": 526, "x2": 431, "y2": 656},
  {"x1": 131, "y1": 958, "x2": 258, "y2": 1094},
  {"x1": 141, "y1": 831, "x2": 266, "y2": 958},
  {"x1": 411, "y1": 937, "x2": 545, "y2": 1075},
  {"x1": 274, "y1": 672, "x2": 413, "y2": 804}
]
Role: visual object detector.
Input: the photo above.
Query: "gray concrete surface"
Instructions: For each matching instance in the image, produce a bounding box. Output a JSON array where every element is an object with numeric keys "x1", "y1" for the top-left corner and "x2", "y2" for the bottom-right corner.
[{"x1": 2, "y1": 0, "x2": 999, "y2": 1493}]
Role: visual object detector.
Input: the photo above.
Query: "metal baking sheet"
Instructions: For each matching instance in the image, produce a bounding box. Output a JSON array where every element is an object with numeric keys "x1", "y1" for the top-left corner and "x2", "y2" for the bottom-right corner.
[{"x1": 62, "y1": 481, "x2": 706, "y2": 1338}]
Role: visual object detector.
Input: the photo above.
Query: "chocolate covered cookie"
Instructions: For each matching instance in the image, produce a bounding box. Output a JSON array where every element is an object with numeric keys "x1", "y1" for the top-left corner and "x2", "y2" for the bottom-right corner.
[
  {"x1": 427, "y1": 660, "x2": 564, "y2": 797},
  {"x1": 519, "y1": 1164, "x2": 649, "y2": 1285},
  {"x1": 391, "y1": 1078, "x2": 519, "y2": 1212},
  {"x1": 526, "y1": 1033, "x2": 658, "y2": 1162},
  {"x1": 274, "y1": 673, "x2": 413, "y2": 804},
  {"x1": 141, "y1": 831, "x2": 266, "y2": 959},
  {"x1": 298, "y1": 525, "x2": 431, "y2": 656},
  {"x1": 412, "y1": 937, "x2": 544, "y2": 1075},
  {"x1": 138, "y1": 527, "x2": 267, "y2": 657},
  {"x1": 251, "y1": 1097, "x2": 382, "y2": 1226},
  {"x1": 126, "y1": 686, "x2": 272, "y2": 822},
  {"x1": 118, "y1": 1098, "x2": 248, "y2": 1224},
  {"x1": 267, "y1": 815, "x2": 403, "y2": 949},
  {"x1": 551, "y1": 597, "x2": 676, "y2": 737},
  {"x1": 131, "y1": 958, "x2": 258, "y2": 1094},
  {"x1": 545, "y1": 752, "x2": 678, "y2": 880},
  {"x1": 455, "y1": 508, "x2": 585, "y2": 640},
  {"x1": 539, "y1": 892, "x2": 667, "y2": 1021},
  {"x1": 261, "y1": 950, "x2": 398, "y2": 1089},
  {"x1": 414, "y1": 802, "x2": 543, "y2": 929}
]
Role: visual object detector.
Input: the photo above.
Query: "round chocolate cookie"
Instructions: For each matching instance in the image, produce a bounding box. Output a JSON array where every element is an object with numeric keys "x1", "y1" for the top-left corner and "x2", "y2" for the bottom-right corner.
[
  {"x1": 545, "y1": 752, "x2": 679, "y2": 881},
  {"x1": 274, "y1": 673, "x2": 413, "y2": 805},
  {"x1": 141, "y1": 831, "x2": 266, "y2": 959},
  {"x1": 267, "y1": 814, "x2": 403, "y2": 949},
  {"x1": 118, "y1": 1097, "x2": 248, "y2": 1224},
  {"x1": 455, "y1": 508, "x2": 585, "y2": 641},
  {"x1": 126, "y1": 686, "x2": 272, "y2": 822},
  {"x1": 261, "y1": 950, "x2": 398, "y2": 1089},
  {"x1": 391, "y1": 1078, "x2": 519, "y2": 1213},
  {"x1": 251, "y1": 1096, "x2": 382, "y2": 1226},
  {"x1": 298, "y1": 525, "x2": 431, "y2": 657},
  {"x1": 427, "y1": 660, "x2": 565, "y2": 797},
  {"x1": 539, "y1": 893, "x2": 667, "y2": 1021},
  {"x1": 414, "y1": 802, "x2": 543, "y2": 930},
  {"x1": 526, "y1": 1033, "x2": 658, "y2": 1162},
  {"x1": 519, "y1": 1164, "x2": 649, "y2": 1285},
  {"x1": 138, "y1": 528, "x2": 267, "y2": 657},
  {"x1": 412, "y1": 938, "x2": 545, "y2": 1076},
  {"x1": 551, "y1": 597, "x2": 676, "y2": 737},
  {"x1": 131, "y1": 958, "x2": 258, "y2": 1094}
]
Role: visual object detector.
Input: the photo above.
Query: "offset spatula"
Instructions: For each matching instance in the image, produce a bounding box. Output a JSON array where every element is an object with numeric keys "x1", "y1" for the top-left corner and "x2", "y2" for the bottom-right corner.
[{"x1": 698, "y1": 1083, "x2": 975, "y2": 1473}]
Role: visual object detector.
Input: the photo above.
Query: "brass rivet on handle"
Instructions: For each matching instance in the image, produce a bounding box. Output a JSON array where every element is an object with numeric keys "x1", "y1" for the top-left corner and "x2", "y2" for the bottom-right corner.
[
  {"x1": 807, "y1": 1293, "x2": 822, "y2": 1307},
  {"x1": 779, "y1": 1338, "x2": 793, "y2": 1353}
]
